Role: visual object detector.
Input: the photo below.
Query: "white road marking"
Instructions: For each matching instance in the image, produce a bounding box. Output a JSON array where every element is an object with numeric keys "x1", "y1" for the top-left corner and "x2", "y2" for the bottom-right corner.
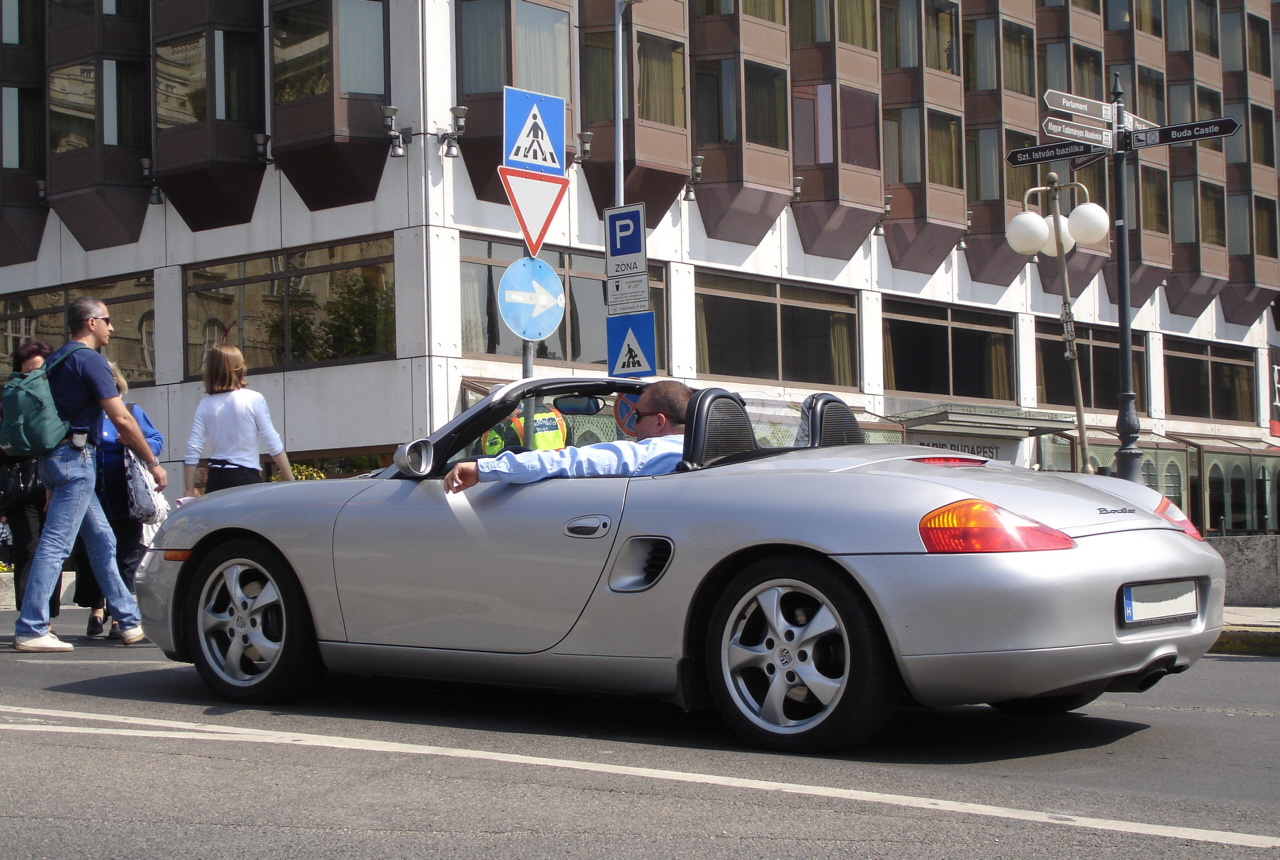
[{"x1": 1, "y1": 704, "x2": 1276, "y2": 849}]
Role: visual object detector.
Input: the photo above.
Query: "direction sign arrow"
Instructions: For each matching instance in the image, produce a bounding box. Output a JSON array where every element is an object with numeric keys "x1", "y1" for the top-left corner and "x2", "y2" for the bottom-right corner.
[
  {"x1": 497, "y1": 257, "x2": 566, "y2": 342},
  {"x1": 505, "y1": 280, "x2": 562, "y2": 317},
  {"x1": 1005, "y1": 140, "x2": 1105, "y2": 167},
  {"x1": 498, "y1": 166, "x2": 570, "y2": 258},
  {"x1": 1042, "y1": 117, "x2": 1114, "y2": 149},
  {"x1": 1130, "y1": 116, "x2": 1241, "y2": 148},
  {"x1": 1071, "y1": 150, "x2": 1109, "y2": 171},
  {"x1": 1123, "y1": 113, "x2": 1158, "y2": 131},
  {"x1": 1044, "y1": 89, "x2": 1113, "y2": 122}
]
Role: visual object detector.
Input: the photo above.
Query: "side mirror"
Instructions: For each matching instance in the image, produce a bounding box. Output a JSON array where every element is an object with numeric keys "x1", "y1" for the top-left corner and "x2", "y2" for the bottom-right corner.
[{"x1": 393, "y1": 439, "x2": 434, "y2": 477}]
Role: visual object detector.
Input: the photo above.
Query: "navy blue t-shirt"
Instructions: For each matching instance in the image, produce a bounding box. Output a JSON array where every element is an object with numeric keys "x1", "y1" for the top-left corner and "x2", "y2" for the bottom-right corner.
[{"x1": 46, "y1": 343, "x2": 117, "y2": 434}]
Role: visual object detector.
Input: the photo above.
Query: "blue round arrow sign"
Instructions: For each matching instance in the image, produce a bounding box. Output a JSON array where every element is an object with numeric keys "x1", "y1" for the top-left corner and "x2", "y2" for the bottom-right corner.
[{"x1": 497, "y1": 257, "x2": 566, "y2": 342}]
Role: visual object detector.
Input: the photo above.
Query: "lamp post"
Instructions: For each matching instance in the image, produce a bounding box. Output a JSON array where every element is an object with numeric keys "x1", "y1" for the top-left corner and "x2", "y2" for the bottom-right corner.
[
  {"x1": 1110, "y1": 76, "x2": 1143, "y2": 483},
  {"x1": 1007, "y1": 174, "x2": 1111, "y2": 473}
]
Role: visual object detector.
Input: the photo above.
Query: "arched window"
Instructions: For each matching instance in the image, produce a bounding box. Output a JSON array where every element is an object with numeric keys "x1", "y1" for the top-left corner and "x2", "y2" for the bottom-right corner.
[
  {"x1": 1208, "y1": 463, "x2": 1225, "y2": 533},
  {"x1": 1164, "y1": 461, "x2": 1183, "y2": 509},
  {"x1": 1230, "y1": 464, "x2": 1248, "y2": 530}
]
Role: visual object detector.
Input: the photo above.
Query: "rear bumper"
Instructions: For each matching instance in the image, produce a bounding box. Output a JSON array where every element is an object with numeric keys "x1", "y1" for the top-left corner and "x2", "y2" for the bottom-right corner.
[{"x1": 837, "y1": 529, "x2": 1226, "y2": 707}]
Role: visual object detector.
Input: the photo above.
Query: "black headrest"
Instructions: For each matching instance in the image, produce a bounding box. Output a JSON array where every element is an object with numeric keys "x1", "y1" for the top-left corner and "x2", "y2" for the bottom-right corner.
[
  {"x1": 799, "y1": 393, "x2": 864, "y2": 447},
  {"x1": 678, "y1": 388, "x2": 758, "y2": 471}
]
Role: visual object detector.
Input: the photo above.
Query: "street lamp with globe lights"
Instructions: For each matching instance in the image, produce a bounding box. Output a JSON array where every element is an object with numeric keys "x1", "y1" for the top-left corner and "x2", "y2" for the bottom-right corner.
[{"x1": 1007, "y1": 173, "x2": 1111, "y2": 473}]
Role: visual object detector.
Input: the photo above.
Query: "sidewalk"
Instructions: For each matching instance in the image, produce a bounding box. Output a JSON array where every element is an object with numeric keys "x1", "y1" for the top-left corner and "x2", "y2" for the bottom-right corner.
[{"x1": 1215, "y1": 606, "x2": 1280, "y2": 657}]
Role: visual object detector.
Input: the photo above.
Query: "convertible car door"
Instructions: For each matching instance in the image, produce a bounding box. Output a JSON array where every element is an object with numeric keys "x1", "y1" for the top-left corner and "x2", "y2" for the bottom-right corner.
[{"x1": 331, "y1": 474, "x2": 628, "y2": 652}]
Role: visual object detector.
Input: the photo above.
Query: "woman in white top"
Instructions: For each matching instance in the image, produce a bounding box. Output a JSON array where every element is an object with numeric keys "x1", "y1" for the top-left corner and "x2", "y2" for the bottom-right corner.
[{"x1": 184, "y1": 344, "x2": 294, "y2": 496}]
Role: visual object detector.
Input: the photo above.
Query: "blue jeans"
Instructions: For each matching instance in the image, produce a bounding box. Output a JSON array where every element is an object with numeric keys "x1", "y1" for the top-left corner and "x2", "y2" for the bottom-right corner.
[{"x1": 15, "y1": 442, "x2": 140, "y2": 638}]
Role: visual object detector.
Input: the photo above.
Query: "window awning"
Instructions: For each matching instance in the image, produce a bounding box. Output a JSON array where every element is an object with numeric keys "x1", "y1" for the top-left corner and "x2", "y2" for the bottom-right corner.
[{"x1": 897, "y1": 407, "x2": 1078, "y2": 436}]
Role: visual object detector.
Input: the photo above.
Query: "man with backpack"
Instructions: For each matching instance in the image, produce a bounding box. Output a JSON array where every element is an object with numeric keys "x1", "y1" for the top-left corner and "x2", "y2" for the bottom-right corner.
[{"x1": 11, "y1": 297, "x2": 168, "y2": 652}]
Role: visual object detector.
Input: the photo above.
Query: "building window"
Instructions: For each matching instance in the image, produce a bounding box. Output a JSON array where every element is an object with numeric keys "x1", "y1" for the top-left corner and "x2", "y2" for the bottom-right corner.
[
  {"x1": 0, "y1": 276, "x2": 156, "y2": 385},
  {"x1": 1164, "y1": 339, "x2": 1255, "y2": 422},
  {"x1": 880, "y1": 0, "x2": 919, "y2": 70},
  {"x1": 924, "y1": 0, "x2": 959, "y2": 75},
  {"x1": 49, "y1": 63, "x2": 95, "y2": 152},
  {"x1": 103, "y1": 60, "x2": 148, "y2": 147},
  {"x1": 793, "y1": 0, "x2": 831, "y2": 43},
  {"x1": 883, "y1": 106, "x2": 920, "y2": 183},
  {"x1": 927, "y1": 110, "x2": 961, "y2": 188},
  {"x1": 962, "y1": 19, "x2": 996, "y2": 93},
  {"x1": 1200, "y1": 182, "x2": 1226, "y2": 246},
  {"x1": 793, "y1": 84, "x2": 833, "y2": 166},
  {"x1": 1074, "y1": 46, "x2": 1104, "y2": 101},
  {"x1": 839, "y1": 86, "x2": 879, "y2": 170},
  {"x1": 1193, "y1": 0, "x2": 1218, "y2": 56},
  {"x1": 514, "y1": 0, "x2": 570, "y2": 99},
  {"x1": 1197, "y1": 87, "x2": 1222, "y2": 151},
  {"x1": 695, "y1": 59, "x2": 737, "y2": 145},
  {"x1": 461, "y1": 239, "x2": 667, "y2": 371},
  {"x1": 336, "y1": 0, "x2": 385, "y2": 95},
  {"x1": 743, "y1": 0, "x2": 783, "y2": 24},
  {"x1": 460, "y1": 0, "x2": 507, "y2": 95},
  {"x1": 1140, "y1": 165, "x2": 1169, "y2": 234},
  {"x1": 695, "y1": 273, "x2": 858, "y2": 387},
  {"x1": 156, "y1": 34, "x2": 207, "y2": 128},
  {"x1": 274, "y1": 0, "x2": 332, "y2": 102},
  {"x1": 1002, "y1": 21, "x2": 1034, "y2": 96},
  {"x1": 1005, "y1": 130, "x2": 1036, "y2": 203},
  {"x1": 883, "y1": 299, "x2": 1014, "y2": 400},
  {"x1": 581, "y1": 31, "x2": 614, "y2": 124},
  {"x1": 1247, "y1": 14, "x2": 1270, "y2": 76},
  {"x1": 966, "y1": 127, "x2": 998, "y2": 202},
  {"x1": 1, "y1": 86, "x2": 43, "y2": 170},
  {"x1": 837, "y1": 0, "x2": 875, "y2": 50},
  {"x1": 1036, "y1": 321, "x2": 1147, "y2": 412},
  {"x1": 184, "y1": 237, "x2": 395, "y2": 376},
  {"x1": 744, "y1": 61, "x2": 787, "y2": 149},
  {"x1": 1038, "y1": 42, "x2": 1067, "y2": 97},
  {"x1": 1251, "y1": 105, "x2": 1275, "y2": 167},
  {"x1": 637, "y1": 33, "x2": 685, "y2": 128},
  {"x1": 1256, "y1": 197, "x2": 1278, "y2": 258},
  {"x1": 1136, "y1": 66, "x2": 1165, "y2": 124},
  {"x1": 1, "y1": 0, "x2": 43, "y2": 45},
  {"x1": 1107, "y1": 0, "x2": 1162, "y2": 36}
]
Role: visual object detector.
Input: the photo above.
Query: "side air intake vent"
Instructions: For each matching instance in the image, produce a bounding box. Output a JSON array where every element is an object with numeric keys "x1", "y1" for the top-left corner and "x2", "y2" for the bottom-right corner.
[
  {"x1": 643, "y1": 541, "x2": 674, "y2": 584},
  {"x1": 608, "y1": 537, "x2": 676, "y2": 592}
]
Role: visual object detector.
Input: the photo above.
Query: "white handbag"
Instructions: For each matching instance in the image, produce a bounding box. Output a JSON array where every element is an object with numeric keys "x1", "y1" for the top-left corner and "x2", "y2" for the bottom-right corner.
[{"x1": 124, "y1": 448, "x2": 170, "y2": 526}]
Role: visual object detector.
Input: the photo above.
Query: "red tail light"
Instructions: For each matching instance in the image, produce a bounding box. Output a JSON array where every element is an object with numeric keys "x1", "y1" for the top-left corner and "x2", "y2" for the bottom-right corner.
[
  {"x1": 911, "y1": 457, "x2": 986, "y2": 467},
  {"x1": 1154, "y1": 497, "x2": 1203, "y2": 541},
  {"x1": 919, "y1": 499, "x2": 1075, "y2": 553}
]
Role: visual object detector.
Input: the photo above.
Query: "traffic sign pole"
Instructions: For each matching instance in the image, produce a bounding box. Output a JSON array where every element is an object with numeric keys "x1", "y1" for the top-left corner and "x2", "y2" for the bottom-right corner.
[{"x1": 1110, "y1": 77, "x2": 1141, "y2": 483}]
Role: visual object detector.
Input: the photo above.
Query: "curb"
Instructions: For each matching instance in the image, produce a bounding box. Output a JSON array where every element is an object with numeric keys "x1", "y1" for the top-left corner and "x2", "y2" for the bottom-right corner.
[{"x1": 1209, "y1": 627, "x2": 1280, "y2": 657}]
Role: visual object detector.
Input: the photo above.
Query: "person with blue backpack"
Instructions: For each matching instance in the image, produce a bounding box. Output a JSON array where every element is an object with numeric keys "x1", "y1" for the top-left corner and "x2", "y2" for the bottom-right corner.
[{"x1": 11, "y1": 297, "x2": 168, "y2": 653}]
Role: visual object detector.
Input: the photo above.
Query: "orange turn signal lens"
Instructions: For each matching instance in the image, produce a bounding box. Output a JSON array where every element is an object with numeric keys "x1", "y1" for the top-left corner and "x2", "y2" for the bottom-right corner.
[
  {"x1": 919, "y1": 499, "x2": 1075, "y2": 553},
  {"x1": 1154, "y1": 497, "x2": 1203, "y2": 541},
  {"x1": 163, "y1": 549, "x2": 193, "y2": 561}
]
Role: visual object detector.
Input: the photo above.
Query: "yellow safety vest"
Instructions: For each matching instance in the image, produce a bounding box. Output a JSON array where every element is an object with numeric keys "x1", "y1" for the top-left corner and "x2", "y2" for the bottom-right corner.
[{"x1": 483, "y1": 408, "x2": 567, "y2": 454}]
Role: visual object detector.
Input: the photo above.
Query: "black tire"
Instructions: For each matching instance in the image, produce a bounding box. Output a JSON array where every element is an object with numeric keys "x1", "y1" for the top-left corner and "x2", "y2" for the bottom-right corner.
[
  {"x1": 185, "y1": 538, "x2": 324, "y2": 703},
  {"x1": 988, "y1": 692, "x2": 1102, "y2": 716},
  {"x1": 704, "y1": 555, "x2": 901, "y2": 753}
]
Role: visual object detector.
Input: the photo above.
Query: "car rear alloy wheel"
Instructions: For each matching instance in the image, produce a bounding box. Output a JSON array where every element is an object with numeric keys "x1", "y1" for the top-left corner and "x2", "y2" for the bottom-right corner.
[
  {"x1": 186, "y1": 538, "x2": 323, "y2": 702},
  {"x1": 706, "y1": 556, "x2": 899, "y2": 752}
]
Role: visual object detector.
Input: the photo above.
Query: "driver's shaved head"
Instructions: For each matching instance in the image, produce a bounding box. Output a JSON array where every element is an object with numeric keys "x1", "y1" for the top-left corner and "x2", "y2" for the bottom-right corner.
[{"x1": 640, "y1": 380, "x2": 694, "y2": 427}]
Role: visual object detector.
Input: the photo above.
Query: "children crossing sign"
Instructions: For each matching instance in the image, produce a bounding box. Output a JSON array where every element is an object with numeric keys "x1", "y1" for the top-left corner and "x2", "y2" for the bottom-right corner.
[{"x1": 503, "y1": 87, "x2": 566, "y2": 177}]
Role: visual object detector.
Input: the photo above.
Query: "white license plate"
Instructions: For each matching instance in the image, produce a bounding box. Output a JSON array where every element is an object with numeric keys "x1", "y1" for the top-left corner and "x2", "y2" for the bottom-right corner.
[{"x1": 1122, "y1": 580, "x2": 1198, "y2": 625}]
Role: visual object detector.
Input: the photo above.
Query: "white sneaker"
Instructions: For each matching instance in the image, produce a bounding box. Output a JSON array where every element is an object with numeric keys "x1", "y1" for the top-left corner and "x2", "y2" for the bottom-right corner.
[
  {"x1": 119, "y1": 626, "x2": 146, "y2": 646},
  {"x1": 13, "y1": 632, "x2": 74, "y2": 652}
]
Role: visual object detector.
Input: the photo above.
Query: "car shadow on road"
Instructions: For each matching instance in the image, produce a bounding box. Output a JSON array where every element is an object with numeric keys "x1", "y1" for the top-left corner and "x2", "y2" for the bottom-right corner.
[{"x1": 41, "y1": 654, "x2": 1150, "y2": 766}]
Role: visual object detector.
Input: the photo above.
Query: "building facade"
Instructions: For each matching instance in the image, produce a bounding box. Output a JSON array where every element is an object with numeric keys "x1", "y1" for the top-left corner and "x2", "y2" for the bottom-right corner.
[{"x1": 2, "y1": 0, "x2": 1280, "y2": 533}]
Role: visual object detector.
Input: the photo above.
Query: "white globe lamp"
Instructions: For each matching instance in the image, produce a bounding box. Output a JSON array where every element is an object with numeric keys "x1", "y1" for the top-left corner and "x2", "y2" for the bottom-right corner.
[
  {"x1": 1006, "y1": 211, "x2": 1050, "y2": 255},
  {"x1": 1044, "y1": 213, "x2": 1076, "y2": 253},
  {"x1": 1068, "y1": 201, "x2": 1111, "y2": 245}
]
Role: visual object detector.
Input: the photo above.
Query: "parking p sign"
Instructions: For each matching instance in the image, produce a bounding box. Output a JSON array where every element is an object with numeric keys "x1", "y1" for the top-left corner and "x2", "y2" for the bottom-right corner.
[{"x1": 604, "y1": 203, "x2": 648, "y2": 315}]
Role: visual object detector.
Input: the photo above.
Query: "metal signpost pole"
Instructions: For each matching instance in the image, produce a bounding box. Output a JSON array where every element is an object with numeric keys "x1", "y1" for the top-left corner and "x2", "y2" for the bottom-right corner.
[{"x1": 1110, "y1": 76, "x2": 1143, "y2": 482}]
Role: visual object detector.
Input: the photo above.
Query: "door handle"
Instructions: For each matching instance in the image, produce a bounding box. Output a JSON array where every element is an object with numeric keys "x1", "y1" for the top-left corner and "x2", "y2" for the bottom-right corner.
[{"x1": 565, "y1": 515, "x2": 611, "y2": 538}]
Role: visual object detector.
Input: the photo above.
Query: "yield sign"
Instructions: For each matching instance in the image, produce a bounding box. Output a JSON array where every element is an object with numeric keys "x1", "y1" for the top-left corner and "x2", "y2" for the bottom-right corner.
[{"x1": 498, "y1": 165, "x2": 569, "y2": 258}]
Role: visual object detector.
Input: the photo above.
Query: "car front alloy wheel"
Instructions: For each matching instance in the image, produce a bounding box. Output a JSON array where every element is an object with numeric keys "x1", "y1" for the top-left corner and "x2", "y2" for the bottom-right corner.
[{"x1": 186, "y1": 538, "x2": 323, "y2": 703}]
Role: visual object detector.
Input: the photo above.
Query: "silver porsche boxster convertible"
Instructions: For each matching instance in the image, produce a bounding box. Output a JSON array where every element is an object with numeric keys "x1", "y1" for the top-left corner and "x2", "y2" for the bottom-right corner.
[{"x1": 136, "y1": 376, "x2": 1225, "y2": 752}]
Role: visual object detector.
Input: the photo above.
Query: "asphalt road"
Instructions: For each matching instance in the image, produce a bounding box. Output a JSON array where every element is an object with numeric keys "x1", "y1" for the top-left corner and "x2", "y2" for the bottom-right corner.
[{"x1": 0, "y1": 608, "x2": 1276, "y2": 860}]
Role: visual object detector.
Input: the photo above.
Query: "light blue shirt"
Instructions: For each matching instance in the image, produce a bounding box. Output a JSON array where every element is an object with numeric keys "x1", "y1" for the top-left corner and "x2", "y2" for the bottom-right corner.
[{"x1": 476, "y1": 435, "x2": 685, "y2": 485}]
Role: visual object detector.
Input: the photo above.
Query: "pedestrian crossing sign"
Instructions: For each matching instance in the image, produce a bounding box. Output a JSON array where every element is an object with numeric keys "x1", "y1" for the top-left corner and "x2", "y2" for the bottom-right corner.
[
  {"x1": 606, "y1": 312, "x2": 656, "y2": 378},
  {"x1": 504, "y1": 87, "x2": 566, "y2": 177}
]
